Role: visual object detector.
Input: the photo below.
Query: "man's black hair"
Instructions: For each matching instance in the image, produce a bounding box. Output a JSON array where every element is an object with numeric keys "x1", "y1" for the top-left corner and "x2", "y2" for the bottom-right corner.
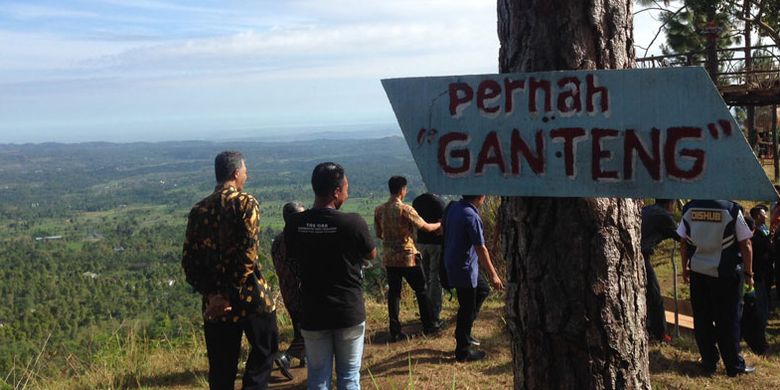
[
  {"x1": 750, "y1": 205, "x2": 768, "y2": 220},
  {"x1": 744, "y1": 215, "x2": 756, "y2": 231},
  {"x1": 462, "y1": 195, "x2": 483, "y2": 201},
  {"x1": 655, "y1": 199, "x2": 673, "y2": 206},
  {"x1": 311, "y1": 162, "x2": 345, "y2": 197},
  {"x1": 388, "y1": 176, "x2": 407, "y2": 195},
  {"x1": 215, "y1": 151, "x2": 244, "y2": 183},
  {"x1": 282, "y1": 202, "x2": 305, "y2": 224}
]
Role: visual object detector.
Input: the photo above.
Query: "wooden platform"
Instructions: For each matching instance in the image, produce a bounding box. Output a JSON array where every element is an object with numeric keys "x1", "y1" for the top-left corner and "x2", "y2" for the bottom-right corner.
[
  {"x1": 719, "y1": 83, "x2": 780, "y2": 106},
  {"x1": 662, "y1": 296, "x2": 694, "y2": 333},
  {"x1": 665, "y1": 310, "x2": 694, "y2": 332}
]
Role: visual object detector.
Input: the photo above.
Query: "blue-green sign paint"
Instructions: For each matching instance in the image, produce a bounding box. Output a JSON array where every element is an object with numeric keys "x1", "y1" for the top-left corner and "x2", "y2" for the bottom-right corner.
[{"x1": 382, "y1": 67, "x2": 776, "y2": 200}]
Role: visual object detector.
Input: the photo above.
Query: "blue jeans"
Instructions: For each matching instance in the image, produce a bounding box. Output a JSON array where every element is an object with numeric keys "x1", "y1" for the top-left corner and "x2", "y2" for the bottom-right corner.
[{"x1": 301, "y1": 322, "x2": 365, "y2": 390}]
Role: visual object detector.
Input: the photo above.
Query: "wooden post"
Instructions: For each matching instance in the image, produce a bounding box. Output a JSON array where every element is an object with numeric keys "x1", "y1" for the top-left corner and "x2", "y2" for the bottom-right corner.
[
  {"x1": 705, "y1": 5, "x2": 719, "y2": 83},
  {"x1": 773, "y1": 105, "x2": 779, "y2": 181},
  {"x1": 745, "y1": 0, "x2": 757, "y2": 148}
]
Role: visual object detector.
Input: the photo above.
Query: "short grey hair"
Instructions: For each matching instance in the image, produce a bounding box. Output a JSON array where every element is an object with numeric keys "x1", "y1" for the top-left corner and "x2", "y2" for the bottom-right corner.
[{"x1": 214, "y1": 151, "x2": 244, "y2": 183}]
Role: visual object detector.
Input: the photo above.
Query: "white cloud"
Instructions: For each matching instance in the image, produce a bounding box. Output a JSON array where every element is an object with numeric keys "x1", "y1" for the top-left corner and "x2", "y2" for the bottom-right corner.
[
  {"x1": 0, "y1": 1, "x2": 669, "y2": 142},
  {"x1": 0, "y1": 1, "x2": 498, "y2": 81}
]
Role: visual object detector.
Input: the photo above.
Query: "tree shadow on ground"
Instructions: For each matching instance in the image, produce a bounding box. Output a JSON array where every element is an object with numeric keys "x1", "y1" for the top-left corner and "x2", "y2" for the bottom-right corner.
[
  {"x1": 367, "y1": 317, "x2": 455, "y2": 345},
  {"x1": 484, "y1": 360, "x2": 513, "y2": 376},
  {"x1": 119, "y1": 369, "x2": 206, "y2": 388},
  {"x1": 364, "y1": 348, "x2": 453, "y2": 378},
  {"x1": 649, "y1": 348, "x2": 712, "y2": 378}
]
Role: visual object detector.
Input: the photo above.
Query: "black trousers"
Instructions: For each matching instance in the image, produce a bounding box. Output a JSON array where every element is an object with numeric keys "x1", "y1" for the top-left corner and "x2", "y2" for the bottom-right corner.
[
  {"x1": 689, "y1": 270, "x2": 745, "y2": 375},
  {"x1": 204, "y1": 311, "x2": 279, "y2": 390},
  {"x1": 386, "y1": 265, "x2": 435, "y2": 335},
  {"x1": 455, "y1": 274, "x2": 490, "y2": 356},
  {"x1": 643, "y1": 252, "x2": 667, "y2": 340}
]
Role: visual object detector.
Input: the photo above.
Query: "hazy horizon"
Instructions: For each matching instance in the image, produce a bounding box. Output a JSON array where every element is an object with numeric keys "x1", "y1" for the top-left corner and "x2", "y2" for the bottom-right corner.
[{"x1": 0, "y1": 121, "x2": 402, "y2": 145}]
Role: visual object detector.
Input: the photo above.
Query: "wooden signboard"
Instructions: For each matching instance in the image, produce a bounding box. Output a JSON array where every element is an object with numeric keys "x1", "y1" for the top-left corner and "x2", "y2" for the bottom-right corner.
[{"x1": 382, "y1": 67, "x2": 776, "y2": 200}]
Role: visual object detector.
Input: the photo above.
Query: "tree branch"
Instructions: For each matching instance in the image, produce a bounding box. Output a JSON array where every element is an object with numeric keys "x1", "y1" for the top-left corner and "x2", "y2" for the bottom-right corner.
[
  {"x1": 640, "y1": 4, "x2": 688, "y2": 58},
  {"x1": 724, "y1": 0, "x2": 780, "y2": 47},
  {"x1": 634, "y1": 7, "x2": 674, "y2": 15}
]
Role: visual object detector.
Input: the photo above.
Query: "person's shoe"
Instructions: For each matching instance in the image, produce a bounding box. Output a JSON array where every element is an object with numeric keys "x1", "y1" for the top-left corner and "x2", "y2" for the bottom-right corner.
[
  {"x1": 274, "y1": 354, "x2": 294, "y2": 381},
  {"x1": 455, "y1": 349, "x2": 487, "y2": 362},
  {"x1": 286, "y1": 350, "x2": 306, "y2": 367},
  {"x1": 727, "y1": 366, "x2": 756, "y2": 377},
  {"x1": 469, "y1": 336, "x2": 481, "y2": 346},
  {"x1": 390, "y1": 332, "x2": 408, "y2": 343}
]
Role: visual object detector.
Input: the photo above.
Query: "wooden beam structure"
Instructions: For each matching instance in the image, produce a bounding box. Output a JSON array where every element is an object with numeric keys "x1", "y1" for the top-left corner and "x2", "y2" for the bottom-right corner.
[{"x1": 637, "y1": 45, "x2": 780, "y2": 107}]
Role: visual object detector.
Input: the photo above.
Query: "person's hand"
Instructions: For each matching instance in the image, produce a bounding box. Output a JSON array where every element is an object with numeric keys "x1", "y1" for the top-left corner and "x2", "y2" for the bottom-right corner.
[
  {"x1": 204, "y1": 294, "x2": 232, "y2": 321},
  {"x1": 746, "y1": 274, "x2": 755, "y2": 290},
  {"x1": 434, "y1": 224, "x2": 443, "y2": 235},
  {"x1": 490, "y1": 273, "x2": 504, "y2": 291},
  {"x1": 682, "y1": 267, "x2": 690, "y2": 284}
]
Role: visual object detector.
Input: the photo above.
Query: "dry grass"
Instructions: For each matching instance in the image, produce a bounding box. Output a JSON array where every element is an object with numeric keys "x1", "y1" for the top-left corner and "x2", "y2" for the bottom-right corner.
[
  {"x1": 649, "y1": 328, "x2": 780, "y2": 389},
  {"x1": 359, "y1": 297, "x2": 512, "y2": 390},
  {"x1": 261, "y1": 292, "x2": 512, "y2": 390},
  {"x1": 25, "y1": 283, "x2": 780, "y2": 390}
]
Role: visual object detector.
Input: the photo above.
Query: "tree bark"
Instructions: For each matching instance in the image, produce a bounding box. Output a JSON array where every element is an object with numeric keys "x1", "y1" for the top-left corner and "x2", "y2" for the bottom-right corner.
[{"x1": 497, "y1": 1, "x2": 650, "y2": 389}]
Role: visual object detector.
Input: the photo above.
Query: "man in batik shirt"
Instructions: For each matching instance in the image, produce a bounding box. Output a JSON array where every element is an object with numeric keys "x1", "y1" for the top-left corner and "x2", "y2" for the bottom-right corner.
[
  {"x1": 182, "y1": 151, "x2": 280, "y2": 389},
  {"x1": 374, "y1": 176, "x2": 441, "y2": 342}
]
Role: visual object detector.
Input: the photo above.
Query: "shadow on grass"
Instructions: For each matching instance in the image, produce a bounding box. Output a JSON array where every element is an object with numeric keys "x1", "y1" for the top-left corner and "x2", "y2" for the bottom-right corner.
[
  {"x1": 483, "y1": 360, "x2": 512, "y2": 376},
  {"x1": 649, "y1": 348, "x2": 713, "y2": 378},
  {"x1": 117, "y1": 369, "x2": 206, "y2": 388},
  {"x1": 367, "y1": 316, "x2": 456, "y2": 345},
  {"x1": 364, "y1": 348, "x2": 453, "y2": 377}
]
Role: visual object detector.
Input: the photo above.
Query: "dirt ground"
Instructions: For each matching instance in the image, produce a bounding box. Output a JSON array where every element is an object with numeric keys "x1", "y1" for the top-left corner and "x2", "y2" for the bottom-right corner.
[{"x1": 268, "y1": 296, "x2": 512, "y2": 389}]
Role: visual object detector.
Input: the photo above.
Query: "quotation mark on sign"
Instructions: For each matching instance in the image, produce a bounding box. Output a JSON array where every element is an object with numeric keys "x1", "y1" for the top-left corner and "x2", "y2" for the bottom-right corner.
[
  {"x1": 707, "y1": 120, "x2": 733, "y2": 139},
  {"x1": 417, "y1": 128, "x2": 439, "y2": 145}
]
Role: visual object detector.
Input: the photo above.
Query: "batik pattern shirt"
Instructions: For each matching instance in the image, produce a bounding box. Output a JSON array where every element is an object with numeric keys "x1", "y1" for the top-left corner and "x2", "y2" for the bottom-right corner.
[
  {"x1": 374, "y1": 198, "x2": 427, "y2": 267},
  {"x1": 182, "y1": 184, "x2": 275, "y2": 322}
]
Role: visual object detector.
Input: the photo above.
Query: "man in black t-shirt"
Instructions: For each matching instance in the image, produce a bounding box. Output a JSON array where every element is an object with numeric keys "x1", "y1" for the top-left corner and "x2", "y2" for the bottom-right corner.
[
  {"x1": 412, "y1": 192, "x2": 446, "y2": 325},
  {"x1": 284, "y1": 162, "x2": 376, "y2": 389}
]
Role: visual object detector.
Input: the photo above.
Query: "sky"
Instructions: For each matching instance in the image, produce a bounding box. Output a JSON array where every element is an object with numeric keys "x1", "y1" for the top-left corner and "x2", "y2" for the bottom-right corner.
[{"x1": 0, "y1": 0, "x2": 668, "y2": 143}]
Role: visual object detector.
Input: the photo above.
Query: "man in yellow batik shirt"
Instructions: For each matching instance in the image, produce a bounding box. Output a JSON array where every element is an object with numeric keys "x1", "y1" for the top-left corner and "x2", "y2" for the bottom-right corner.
[
  {"x1": 182, "y1": 151, "x2": 287, "y2": 389},
  {"x1": 374, "y1": 176, "x2": 442, "y2": 342}
]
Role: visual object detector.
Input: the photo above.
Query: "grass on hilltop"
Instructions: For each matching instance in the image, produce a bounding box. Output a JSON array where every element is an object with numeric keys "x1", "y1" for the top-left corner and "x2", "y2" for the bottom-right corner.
[{"x1": 9, "y1": 281, "x2": 780, "y2": 390}]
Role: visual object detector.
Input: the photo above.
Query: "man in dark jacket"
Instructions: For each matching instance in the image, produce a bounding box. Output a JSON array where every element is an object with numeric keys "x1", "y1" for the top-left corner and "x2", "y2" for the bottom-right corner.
[
  {"x1": 640, "y1": 199, "x2": 679, "y2": 342},
  {"x1": 412, "y1": 192, "x2": 446, "y2": 326}
]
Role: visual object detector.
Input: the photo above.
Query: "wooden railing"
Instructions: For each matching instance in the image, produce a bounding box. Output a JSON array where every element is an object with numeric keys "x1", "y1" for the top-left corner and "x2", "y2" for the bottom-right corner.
[{"x1": 636, "y1": 45, "x2": 780, "y2": 101}]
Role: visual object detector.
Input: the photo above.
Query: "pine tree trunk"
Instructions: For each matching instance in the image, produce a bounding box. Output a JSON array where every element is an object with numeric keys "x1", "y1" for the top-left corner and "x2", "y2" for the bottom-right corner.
[{"x1": 497, "y1": 1, "x2": 650, "y2": 389}]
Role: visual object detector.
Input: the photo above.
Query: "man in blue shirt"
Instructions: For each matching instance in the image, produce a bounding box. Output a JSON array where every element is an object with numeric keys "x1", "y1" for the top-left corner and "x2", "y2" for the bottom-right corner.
[{"x1": 443, "y1": 195, "x2": 504, "y2": 362}]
